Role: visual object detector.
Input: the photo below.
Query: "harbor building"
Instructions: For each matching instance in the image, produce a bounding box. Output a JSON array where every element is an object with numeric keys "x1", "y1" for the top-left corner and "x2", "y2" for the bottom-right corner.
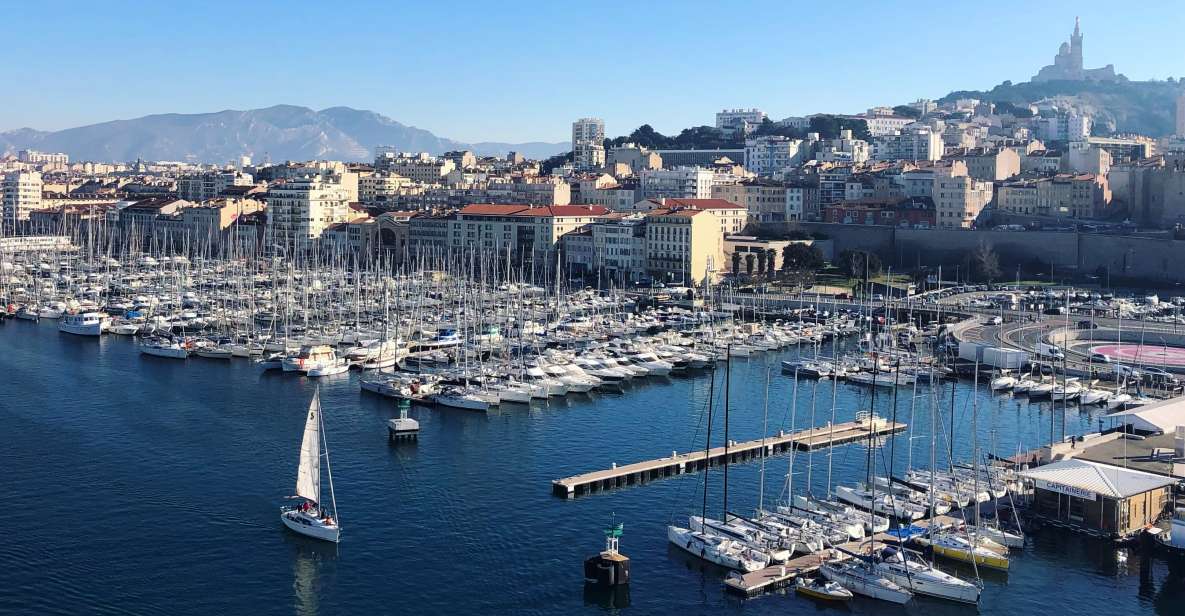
[{"x1": 1019, "y1": 458, "x2": 1175, "y2": 539}]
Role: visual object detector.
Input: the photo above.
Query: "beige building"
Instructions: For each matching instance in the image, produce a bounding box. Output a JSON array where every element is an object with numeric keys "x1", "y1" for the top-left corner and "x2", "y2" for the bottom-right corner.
[
  {"x1": 359, "y1": 172, "x2": 413, "y2": 205},
  {"x1": 997, "y1": 174, "x2": 1110, "y2": 218},
  {"x1": 634, "y1": 198, "x2": 748, "y2": 235},
  {"x1": 375, "y1": 152, "x2": 455, "y2": 184},
  {"x1": 951, "y1": 147, "x2": 1021, "y2": 181},
  {"x1": 644, "y1": 208, "x2": 723, "y2": 285},
  {"x1": 934, "y1": 172, "x2": 992, "y2": 229},
  {"x1": 266, "y1": 176, "x2": 352, "y2": 248},
  {"x1": 178, "y1": 197, "x2": 266, "y2": 239},
  {"x1": 446, "y1": 204, "x2": 609, "y2": 256},
  {"x1": 2, "y1": 171, "x2": 43, "y2": 223}
]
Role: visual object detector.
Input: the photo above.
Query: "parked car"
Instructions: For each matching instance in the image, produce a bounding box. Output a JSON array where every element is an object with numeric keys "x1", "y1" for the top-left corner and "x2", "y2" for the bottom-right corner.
[{"x1": 1077, "y1": 320, "x2": 1099, "y2": 329}]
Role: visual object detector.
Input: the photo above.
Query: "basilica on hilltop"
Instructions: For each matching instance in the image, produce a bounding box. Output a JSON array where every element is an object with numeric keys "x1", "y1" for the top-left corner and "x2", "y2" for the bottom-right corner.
[{"x1": 1032, "y1": 18, "x2": 1124, "y2": 83}]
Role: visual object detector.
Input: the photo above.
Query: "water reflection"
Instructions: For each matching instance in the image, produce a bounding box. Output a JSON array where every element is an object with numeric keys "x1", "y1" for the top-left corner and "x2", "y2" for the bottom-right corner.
[{"x1": 286, "y1": 534, "x2": 337, "y2": 616}]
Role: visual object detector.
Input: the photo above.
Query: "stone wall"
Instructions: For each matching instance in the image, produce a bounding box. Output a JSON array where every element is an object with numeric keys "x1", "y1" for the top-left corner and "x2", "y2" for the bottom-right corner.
[{"x1": 754, "y1": 221, "x2": 1185, "y2": 284}]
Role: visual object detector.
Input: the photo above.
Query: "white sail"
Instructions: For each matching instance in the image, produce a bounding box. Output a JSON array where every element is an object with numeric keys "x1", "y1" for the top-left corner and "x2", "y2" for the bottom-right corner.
[{"x1": 295, "y1": 393, "x2": 322, "y2": 503}]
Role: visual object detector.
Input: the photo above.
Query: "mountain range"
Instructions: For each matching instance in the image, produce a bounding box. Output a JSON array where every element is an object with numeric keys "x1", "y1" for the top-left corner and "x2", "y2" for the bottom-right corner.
[{"x1": 0, "y1": 105, "x2": 569, "y2": 163}]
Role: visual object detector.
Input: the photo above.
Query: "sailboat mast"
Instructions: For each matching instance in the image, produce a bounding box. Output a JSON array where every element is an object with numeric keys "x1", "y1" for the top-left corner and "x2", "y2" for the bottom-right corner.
[
  {"x1": 722, "y1": 345, "x2": 731, "y2": 520},
  {"x1": 319, "y1": 391, "x2": 339, "y2": 522}
]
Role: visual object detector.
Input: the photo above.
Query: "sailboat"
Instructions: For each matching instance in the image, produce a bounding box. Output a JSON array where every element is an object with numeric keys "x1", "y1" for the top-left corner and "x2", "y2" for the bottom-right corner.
[{"x1": 281, "y1": 390, "x2": 341, "y2": 543}]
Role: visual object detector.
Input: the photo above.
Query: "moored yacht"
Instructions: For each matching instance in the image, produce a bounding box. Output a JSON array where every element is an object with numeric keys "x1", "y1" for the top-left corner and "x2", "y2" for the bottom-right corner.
[{"x1": 58, "y1": 312, "x2": 110, "y2": 336}]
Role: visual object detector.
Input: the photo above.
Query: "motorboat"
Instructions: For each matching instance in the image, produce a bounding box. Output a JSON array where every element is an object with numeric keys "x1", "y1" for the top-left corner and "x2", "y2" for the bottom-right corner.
[
  {"x1": 307, "y1": 359, "x2": 350, "y2": 377},
  {"x1": 989, "y1": 371, "x2": 1017, "y2": 391},
  {"x1": 58, "y1": 312, "x2": 109, "y2": 336},
  {"x1": 795, "y1": 576, "x2": 853, "y2": 602}
]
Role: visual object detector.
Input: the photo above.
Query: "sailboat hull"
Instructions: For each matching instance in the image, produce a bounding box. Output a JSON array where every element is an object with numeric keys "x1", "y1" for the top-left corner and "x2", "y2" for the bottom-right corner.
[{"x1": 281, "y1": 510, "x2": 340, "y2": 543}]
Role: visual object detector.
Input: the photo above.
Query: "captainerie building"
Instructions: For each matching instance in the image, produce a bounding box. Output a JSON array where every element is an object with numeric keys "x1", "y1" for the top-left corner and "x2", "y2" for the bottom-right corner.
[{"x1": 1019, "y1": 458, "x2": 1177, "y2": 539}]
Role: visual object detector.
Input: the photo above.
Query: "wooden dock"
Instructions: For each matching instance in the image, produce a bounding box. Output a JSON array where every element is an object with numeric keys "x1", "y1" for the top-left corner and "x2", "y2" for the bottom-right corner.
[
  {"x1": 551, "y1": 419, "x2": 905, "y2": 498},
  {"x1": 722, "y1": 515, "x2": 961, "y2": 595}
]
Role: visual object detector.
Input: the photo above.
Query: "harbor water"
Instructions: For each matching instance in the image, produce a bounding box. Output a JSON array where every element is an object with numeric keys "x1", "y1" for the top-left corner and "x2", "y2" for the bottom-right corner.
[{"x1": 2, "y1": 321, "x2": 1183, "y2": 615}]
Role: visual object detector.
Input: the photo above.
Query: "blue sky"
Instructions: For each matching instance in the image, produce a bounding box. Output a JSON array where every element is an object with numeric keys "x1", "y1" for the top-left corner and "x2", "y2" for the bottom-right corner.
[{"x1": 3, "y1": 1, "x2": 1182, "y2": 142}]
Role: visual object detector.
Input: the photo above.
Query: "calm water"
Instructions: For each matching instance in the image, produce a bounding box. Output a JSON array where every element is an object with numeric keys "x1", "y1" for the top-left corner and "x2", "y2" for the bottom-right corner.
[{"x1": 2, "y1": 321, "x2": 1183, "y2": 615}]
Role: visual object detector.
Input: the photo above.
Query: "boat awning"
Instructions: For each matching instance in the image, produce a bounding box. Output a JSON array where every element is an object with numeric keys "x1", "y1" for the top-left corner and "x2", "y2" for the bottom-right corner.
[{"x1": 1018, "y1": 458, "x2": 1178, "y2": 500}]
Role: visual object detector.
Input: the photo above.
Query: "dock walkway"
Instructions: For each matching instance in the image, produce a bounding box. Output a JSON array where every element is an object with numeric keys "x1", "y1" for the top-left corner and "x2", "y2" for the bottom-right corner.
[
  {"x1": 552, "y1": 419, "x2": 905, "y2": 498},
  {"x1": 722, "y1": 515, "x2": 960, "y2": 595}
]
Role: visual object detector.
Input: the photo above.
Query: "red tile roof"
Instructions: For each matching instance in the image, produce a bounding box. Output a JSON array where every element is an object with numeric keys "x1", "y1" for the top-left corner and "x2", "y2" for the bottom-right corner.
[
  {"x1": 459, "y1": 204, "x2": 608, "y2": 217},
  {"x1": 459, "y1": 204, "x2": 531, "y2": 215},
  {"x1": 518, "y1": 205, "x2": 609, "y2": 217},
  {"x1": 647, "y1": 198, "x2": 744, "y2": 210}
]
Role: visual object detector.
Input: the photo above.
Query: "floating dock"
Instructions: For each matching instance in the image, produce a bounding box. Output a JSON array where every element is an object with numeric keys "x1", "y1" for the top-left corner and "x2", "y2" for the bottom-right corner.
[
  {"x1": 723, "y1": 515, "x2": 960, "y2": 595},
  {"x1": 551, "y1": 419, "x2": 905, "y2": 498}
]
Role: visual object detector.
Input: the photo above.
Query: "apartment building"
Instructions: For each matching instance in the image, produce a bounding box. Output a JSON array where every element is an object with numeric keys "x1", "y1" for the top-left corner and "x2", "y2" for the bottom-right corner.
[
  {"x1": 359, "y1": 172, "x2": 413, "y2": 205},
  {"x1": 266, "y1": 176, "x2": 352, "y2": 248},
  {"x1": 949, "y1": 147, "x2": 1021, "y2": 181},
  {"x1": 744, "y1": 136, "x2": 806, "y2": 176},
  {"x1": 445, "y1": 204, "x2": 609, "y2": 257},
  {"x1": 639, "y1": 167, "x2": 733, "y2": 200},
  {"x1": 934, "y1": 173, "x2": 993, "y2": 229},
  {"x1": 715, "y1": 108, "x2": 766, "y2": 136},
  {"x1": 997, "y1": 173, "x2": 1110, "y2": 218},
  {"x1": 375, "y1": 152, "x2": 456, "y2": 184},
  {"x1": 572, "y1": 117, "x2": 606, "y2": 171},
  {"x1": 2, "y1": 171, "x2": 43, "y2": 223},
  {"x1": 644, "y1": 208, "x2": 723, "y2": 284},
  {"x1": 872, "y1": 126, "x2": 943, "y2": 162},
  {"x1": 176, "y1": 170, "x2": 255, "y2": 201},
  {"x1": 712, "y1": 180, "x2": 818, "y2": 223}
]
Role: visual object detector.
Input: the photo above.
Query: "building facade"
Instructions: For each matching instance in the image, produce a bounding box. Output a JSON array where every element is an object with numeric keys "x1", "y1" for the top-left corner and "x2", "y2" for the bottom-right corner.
[
  {"x1": 266, "y1": 176, "x2": 352, "y2": 249},
  {"x1": 2, "y1": 171, "x2": 43, "y2": 224},
  {"x1": 572, "y1": 117, "x2": 606, "y2": 171}
]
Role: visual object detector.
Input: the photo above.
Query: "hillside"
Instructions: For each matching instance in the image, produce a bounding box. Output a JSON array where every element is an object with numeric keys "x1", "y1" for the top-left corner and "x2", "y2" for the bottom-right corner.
[
  {"x1": 0, "y1": 105, "x2": 568, "y2": 163},
  {"x1": 940, "y1": 79, "x2": 1183, "y2": 136}
]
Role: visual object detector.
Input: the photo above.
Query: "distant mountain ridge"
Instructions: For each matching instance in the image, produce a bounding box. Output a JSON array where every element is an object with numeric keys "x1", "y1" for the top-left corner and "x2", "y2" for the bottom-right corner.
[{"x1": 0, "y1": 105, "x2": 569, "y2": 163}]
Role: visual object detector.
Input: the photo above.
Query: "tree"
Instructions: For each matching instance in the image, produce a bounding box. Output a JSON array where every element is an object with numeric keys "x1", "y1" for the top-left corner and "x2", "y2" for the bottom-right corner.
[
  {"x1": 765, "y1": 249, "x2": 777, "y2": 280},
  {"x1": 756, "y1": 250, "x2": 767, "y2": 275},
  {"x1": 781, "y1": 243, "x2": 824, "y2": 273},
  {"x1": 731, "y1": 251, "x2": 741, "y2": 275},
  {"x1": 540, "y1": 151, "x2": 572, "y2": 175},
  {"x1": 973, "y1": 240, "x2": 1001, "y2": 283},
  {"x1": 892, "y1": 105, "x2": 921, "y2": 119},
  {"x1": 744, "y1": 253, "x2": 756, "y2": 276},
  {"x1": 807, "y1": 115, "x2": 872, "y2": 141},
  {"x1": 838, "y1": 249, "x2": 883, "y2": 279}
]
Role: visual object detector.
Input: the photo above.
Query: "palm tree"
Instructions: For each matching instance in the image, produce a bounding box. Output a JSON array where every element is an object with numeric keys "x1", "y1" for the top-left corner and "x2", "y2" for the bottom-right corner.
[
  {"x1": 744, "y1": 253, "x2": 755, "y2": 276},
  {"x1": 731, "y1": 251, "x2": 741, "y2": 275},
  {"x1": 765, "y1": 248, "x2": 777, "y2": 280},
  {"x1": 756, "y1": 250, "x2": 767, "y2": 275}
]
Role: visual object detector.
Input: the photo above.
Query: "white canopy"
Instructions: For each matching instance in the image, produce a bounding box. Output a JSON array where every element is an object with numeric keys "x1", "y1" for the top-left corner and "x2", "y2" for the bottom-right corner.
[{"x1": 1019, "y1": 458, "x2": 1176, "y2": 499}]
